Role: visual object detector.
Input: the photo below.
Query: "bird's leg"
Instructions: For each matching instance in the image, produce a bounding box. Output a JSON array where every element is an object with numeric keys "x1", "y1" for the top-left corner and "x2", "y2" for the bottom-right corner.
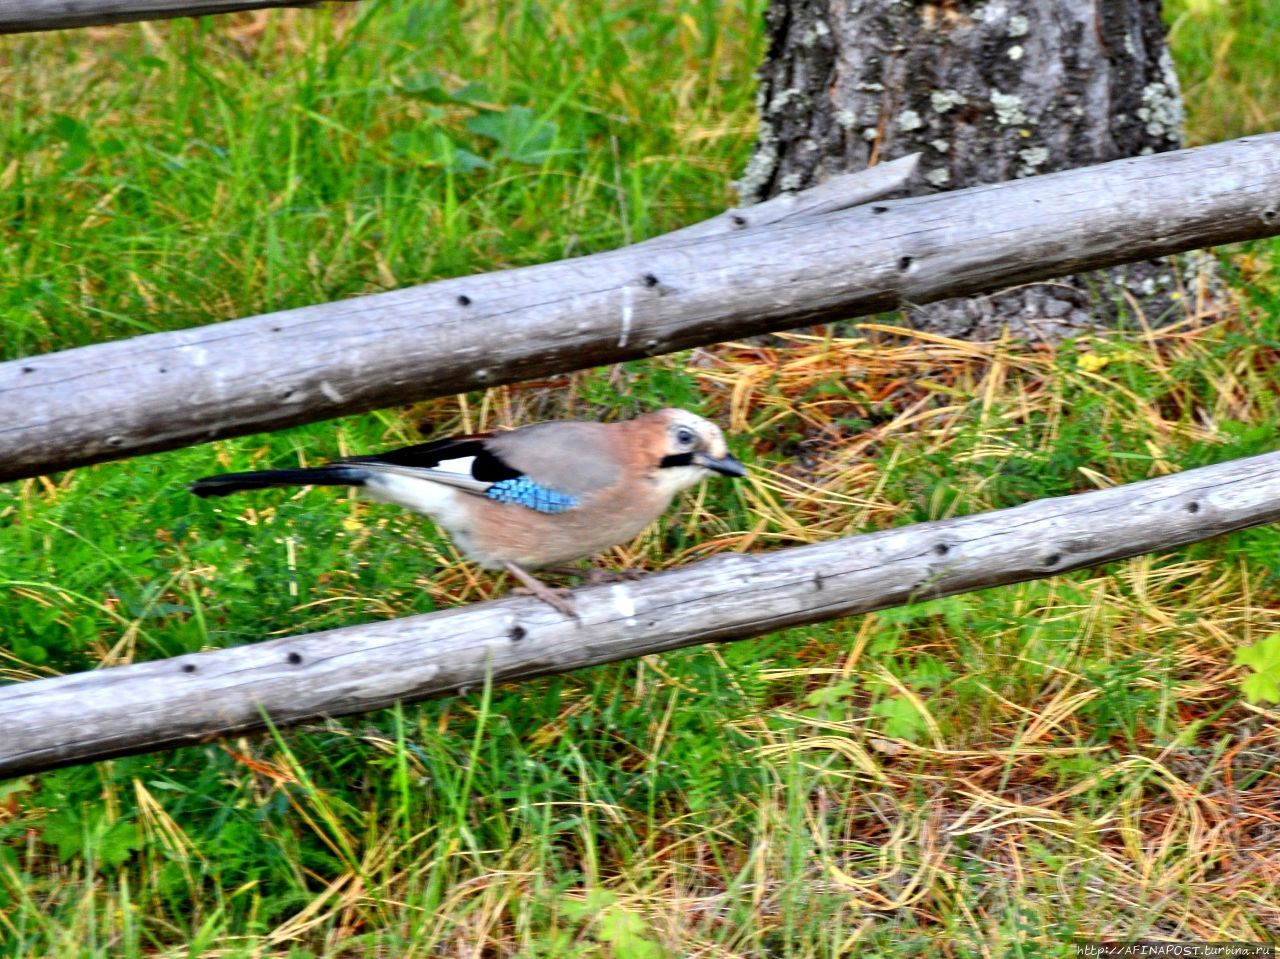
[
  {"x1": 504, "y1": 562, "x2": 579, "y2": 619},
  {"x1": 541, "y1": 565, "x2": 647, "y2": 586}
]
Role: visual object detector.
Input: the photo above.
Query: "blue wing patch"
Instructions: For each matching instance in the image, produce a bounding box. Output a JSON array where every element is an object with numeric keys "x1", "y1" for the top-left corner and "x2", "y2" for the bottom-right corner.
[{"x1": 485, "y1": 476, "x2": 579, "y2": 514}]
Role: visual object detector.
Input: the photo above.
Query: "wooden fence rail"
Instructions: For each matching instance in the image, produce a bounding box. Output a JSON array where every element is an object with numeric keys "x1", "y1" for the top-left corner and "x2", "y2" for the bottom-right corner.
[
  {"x1": 3, "y1": 448, "x2": 1278, "y2": 778},
  {"x1": 0, "y1": 0, "x2": 356, "y2": 34},
  {"x1": 2, "y1": 135, "x2": 1279, "y2": 482}
]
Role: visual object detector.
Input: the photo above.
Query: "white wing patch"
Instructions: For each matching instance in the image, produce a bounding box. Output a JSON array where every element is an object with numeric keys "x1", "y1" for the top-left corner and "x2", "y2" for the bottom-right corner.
[{"x1": 431, "y1": 455, "x2": 478, "y2": 477}]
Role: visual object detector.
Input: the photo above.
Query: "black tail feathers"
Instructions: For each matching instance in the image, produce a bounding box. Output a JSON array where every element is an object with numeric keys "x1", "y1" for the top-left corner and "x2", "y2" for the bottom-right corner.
[{"x1": 187, "y1": 466, "x2": 368, "y2": 498}]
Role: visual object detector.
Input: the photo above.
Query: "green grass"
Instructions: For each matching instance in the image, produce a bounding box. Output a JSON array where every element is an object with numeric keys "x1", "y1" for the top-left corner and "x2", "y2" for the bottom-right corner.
[
  {"x1": 1, "y1": 0, "x2": 756, "y2": 358},
  {"x1": 3, "y1": 0, "x2": 1280, "y2": 956},
  {"x1": 1167, "y1": 0, "x2": 1280, "y2": 144}
]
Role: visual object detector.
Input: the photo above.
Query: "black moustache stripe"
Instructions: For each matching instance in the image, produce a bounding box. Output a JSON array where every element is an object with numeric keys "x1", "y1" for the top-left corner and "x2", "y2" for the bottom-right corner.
[{"x1": 659, "y1": 452, "x2": 696, "y2": 468}]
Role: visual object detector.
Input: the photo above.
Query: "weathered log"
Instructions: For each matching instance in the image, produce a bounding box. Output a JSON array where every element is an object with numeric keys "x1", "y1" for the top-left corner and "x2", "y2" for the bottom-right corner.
[
  {"x1": 2, "y1": 134, "x2": 1279, "y2": 484},
  {"x1": 632, "y1": 153, "x2": 920, "y2": 248},
  {"x1": 0, "y1": 0, "x2": 355, "y2": 34},
  {"x1": 3, "y1": 449, "x2": 1278, "y2": 779}
]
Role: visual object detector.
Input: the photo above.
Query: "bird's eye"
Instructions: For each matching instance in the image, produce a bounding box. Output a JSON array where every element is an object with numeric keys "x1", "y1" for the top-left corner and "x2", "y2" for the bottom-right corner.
[{"x1": 675, "y1": 427, "x2": 696, "y2": 448}]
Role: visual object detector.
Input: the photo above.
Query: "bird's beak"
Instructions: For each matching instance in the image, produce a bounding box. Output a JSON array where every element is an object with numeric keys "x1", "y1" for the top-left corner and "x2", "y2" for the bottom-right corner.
[{"x1": 695, "y1": 452, "x2": 747, "y2": 477}]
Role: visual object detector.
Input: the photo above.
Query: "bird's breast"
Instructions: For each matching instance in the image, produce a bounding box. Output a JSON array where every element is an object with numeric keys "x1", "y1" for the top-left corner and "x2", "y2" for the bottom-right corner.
[{"x1": 461, "y1": 485, "x2": 676, "y2": 569}]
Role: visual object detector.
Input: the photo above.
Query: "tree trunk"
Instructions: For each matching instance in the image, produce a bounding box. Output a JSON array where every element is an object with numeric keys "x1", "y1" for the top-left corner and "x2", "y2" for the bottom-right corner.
[{"x1": 740, "y1": 0, "x2": 1205, "y2": 340}]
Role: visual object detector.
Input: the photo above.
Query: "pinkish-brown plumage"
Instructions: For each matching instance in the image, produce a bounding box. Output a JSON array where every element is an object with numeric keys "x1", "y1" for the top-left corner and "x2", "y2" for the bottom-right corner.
[
  {"x1": 460, "y1": 412, "x2": 713, "y2": 567},
  {"x1": 189, "y1": 408, "x2": 745, "y2": 616}
]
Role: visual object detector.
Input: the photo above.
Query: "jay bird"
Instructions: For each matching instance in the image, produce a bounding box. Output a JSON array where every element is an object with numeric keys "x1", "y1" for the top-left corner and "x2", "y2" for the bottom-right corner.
[{"x1": 188, "y1": 408, "x2": 746, "y2": 616}]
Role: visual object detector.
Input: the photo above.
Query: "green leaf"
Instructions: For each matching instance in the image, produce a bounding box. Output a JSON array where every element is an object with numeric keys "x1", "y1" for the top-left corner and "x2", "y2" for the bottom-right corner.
[
  {"x1": 389, "y1": 130, "x2": 490, "y2": 174},
  {"x1": 1236, "y1": 634, "x2": 1280, "y2": 703},
  {"x1": 1242, "y1": 672, "x2": 1280, "y2": 704},
  {"x1": 446, "y1": 147, "x2": 491, "y2": 174},
  {"x1": 597, "y1": 905, "x2": 663, "y2": 959},
  {"x1": 17, "y1": 643, "x2": 48, "y2": 664},
  {"x1": 907, "y1": 654, "x2": 954, "y2": 690},
  {"x1": 804, "y1": 680, "x2": 858, "y2": 708},
  {"x1": 40, "y1": 810, "x2": 88, "y2": 862},
  {"x1": 561, "y1": 888, "x2": 615, "y2": 923},
  {"x1": 97, "y1": 822, "x2": 142, "y2": 869},
  {"x1": 871, "y1": 696, "x2": 928, "y2": 742},
  {"x1": 450, "y1": 81, "x2": 494, "y2": 104},
  {"x1": 465, "y1": 106, "x2": 560, "y2": 164},
  {"x1": 49, "y1": 114, "x2": 91, "y2": 172},
  {"x1": 397, "y1": 72, "x2": 452, "y2": 103},
  {"x1": 50, "y1": 113, "x2": 88, "y2": 144},
  {"x1": 1235, "y1": 633, "x2": 1280, "y2": 671},
  {"x1": 877, "y1": 596, "x2": 969, "y2": 628},
  {"x1": 38, "y1": 808, "x2": 140, "y2": 868}
]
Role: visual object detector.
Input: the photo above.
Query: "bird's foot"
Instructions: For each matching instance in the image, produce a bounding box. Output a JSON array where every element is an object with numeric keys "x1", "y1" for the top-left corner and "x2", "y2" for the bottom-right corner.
[
  {"x1": 543, "y1": 566, "x2": 647, "y2": 586},
  {"x1": 505, "y1": 562, "x2": 579, "y2": 619}
]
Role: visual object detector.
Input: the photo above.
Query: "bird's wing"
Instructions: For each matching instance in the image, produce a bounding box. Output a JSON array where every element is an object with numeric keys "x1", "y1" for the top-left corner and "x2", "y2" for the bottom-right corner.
[
  {"x1": 483, "y1": 421, "x2": 623, "y2": 499},
  {"x1": 338, "y1": 435, "x2": 494, "y2": 473},
  {"x1": 334, "y1": 429, "x2": 604, "y2": 513},
  {"x1": 333, "y1": 435, "x2": 508, "y2": 494}
]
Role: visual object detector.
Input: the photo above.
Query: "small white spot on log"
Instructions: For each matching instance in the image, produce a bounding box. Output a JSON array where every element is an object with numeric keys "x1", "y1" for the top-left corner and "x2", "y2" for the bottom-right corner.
[
  {"x1": 182, "y1": 346, "x2": 209, "y2": 367},
  {"x1": 1007, "y1": 14, "x2": 1029, "y2": 37},
  {"x1": 319, "y1": 380, "x2": 346, "y2": 404},
  {"x1": 610, "y1": 584, "x2": 638, "y2": 625},
  {"x1": 618, "y1": 285, "x2": 634, "y2": 348},
  {"x1": 1007, "y1": 45, "x2": 1024, "y2": 61}
]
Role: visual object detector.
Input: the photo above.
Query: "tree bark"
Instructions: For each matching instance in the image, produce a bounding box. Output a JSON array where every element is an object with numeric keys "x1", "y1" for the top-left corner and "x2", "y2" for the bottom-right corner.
[{"x1": 741, "y1": 0, "x2": 1201, "y2": 340}]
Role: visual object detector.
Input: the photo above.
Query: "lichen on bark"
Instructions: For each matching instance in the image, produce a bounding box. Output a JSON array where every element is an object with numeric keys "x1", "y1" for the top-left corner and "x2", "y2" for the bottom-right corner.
[{"x1": 740, "y1": 0, "x2": 1217, "y2": 340}]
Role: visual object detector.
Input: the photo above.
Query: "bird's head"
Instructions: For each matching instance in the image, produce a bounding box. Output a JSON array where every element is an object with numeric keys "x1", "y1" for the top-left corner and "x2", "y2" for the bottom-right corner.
[{"x1": 638, "y1": 408, "x2": 746, "y2": 494}]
